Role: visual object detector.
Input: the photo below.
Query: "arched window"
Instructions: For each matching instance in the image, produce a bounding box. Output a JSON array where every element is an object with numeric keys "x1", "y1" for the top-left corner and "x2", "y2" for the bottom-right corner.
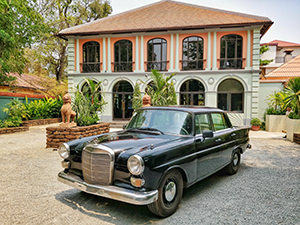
[
  {"x1": 113, "y1": 81, "x2": 134, "y2": 119},
  {"x1": 182, "y1": 36, "x2": 204, "y2": 70},
  {"x1": 82, "y1": 41, "x2": 100, "y2": 72},
  {"x1": 220, "y1": 35, "x2": 243, "y2": 69},
  {"x1": 147, "y1": 38, "x2": 167, "y2": 71},
  {"x1": 217, "y1": 79, "x2": 244, "y2": 112},
  {"x1": 114, "y1": 40, "x2": 132, "y2": 72},
  {"x1": 180, "y1": 79, "x2": 205, "y2": 106}
]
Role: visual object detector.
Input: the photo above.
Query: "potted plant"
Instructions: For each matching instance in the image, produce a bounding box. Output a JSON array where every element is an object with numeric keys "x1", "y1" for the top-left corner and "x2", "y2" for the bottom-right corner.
[{"x1": 251, "y1": 118, "x2": 261, "y2": 131}]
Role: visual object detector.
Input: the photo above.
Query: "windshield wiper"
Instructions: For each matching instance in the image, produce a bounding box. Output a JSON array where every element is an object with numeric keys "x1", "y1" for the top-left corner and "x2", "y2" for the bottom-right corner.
[{"x1": 137, "y1": 127, "x2": 164, "y2": 135}]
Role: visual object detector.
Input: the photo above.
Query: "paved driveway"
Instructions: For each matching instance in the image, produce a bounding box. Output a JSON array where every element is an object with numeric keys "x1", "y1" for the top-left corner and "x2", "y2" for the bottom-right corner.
[{"x1": 0, "y1": 126, "x2": 299, "y2": 225}]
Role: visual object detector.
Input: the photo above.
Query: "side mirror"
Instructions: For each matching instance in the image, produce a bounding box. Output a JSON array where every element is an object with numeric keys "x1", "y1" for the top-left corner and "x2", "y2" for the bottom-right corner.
[
  {"x1": 123, "y1": 124, "x2": 127, "y2": 130},
  {"x1": 202, "y1": 130, "x2": 213, "y2": 138}
]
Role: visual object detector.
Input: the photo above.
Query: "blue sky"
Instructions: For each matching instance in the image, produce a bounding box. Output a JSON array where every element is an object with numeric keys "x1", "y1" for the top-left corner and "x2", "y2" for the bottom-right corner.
[{"x1": 110, "y1": 0, "x2": 300, "y2": 44}]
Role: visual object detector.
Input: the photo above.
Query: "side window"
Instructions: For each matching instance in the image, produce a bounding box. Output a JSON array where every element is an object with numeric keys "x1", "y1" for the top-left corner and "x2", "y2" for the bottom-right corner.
[
  {"x1": 211, "y1": 113, "x2": 229, "y2": 131},
  {"x1": 195, "y1": 114, "x2": 212, "y2": 135}
]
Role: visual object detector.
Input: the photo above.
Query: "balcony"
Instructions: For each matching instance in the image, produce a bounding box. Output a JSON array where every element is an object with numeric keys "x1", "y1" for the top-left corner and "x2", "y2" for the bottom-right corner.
[
  {"x1": 146, "y1": 61, "x2": 168, "y2": 72},
  {"x1": 181, "y1": 59, "x2": 204, "y2": 71},
  {"x1": 114, "y1": 62, "x2": 133, "y2": 72},
  {"x1": 81, "y1": 62, "x2": 101, "y2": 73},
  {"x1": 219, "y1": 58, "x2": 243, "y2": 69}
]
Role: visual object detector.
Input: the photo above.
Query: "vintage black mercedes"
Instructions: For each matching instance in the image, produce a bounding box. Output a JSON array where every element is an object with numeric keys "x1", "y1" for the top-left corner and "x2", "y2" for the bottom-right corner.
[{"x1": 58, "y1": 106, "x2": 251, "y2": 217}]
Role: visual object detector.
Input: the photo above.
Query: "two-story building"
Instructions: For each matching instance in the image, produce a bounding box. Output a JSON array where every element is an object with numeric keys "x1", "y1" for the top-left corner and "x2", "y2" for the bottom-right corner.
[{"x1": 59, "y1": 0, "x2": 272, "y2": 125}]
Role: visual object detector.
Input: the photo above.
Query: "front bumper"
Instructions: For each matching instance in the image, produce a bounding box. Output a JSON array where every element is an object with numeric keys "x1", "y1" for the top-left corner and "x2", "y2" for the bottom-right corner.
[{"x1": 58, "y1": 171, "x2": 158, "y2": 205}]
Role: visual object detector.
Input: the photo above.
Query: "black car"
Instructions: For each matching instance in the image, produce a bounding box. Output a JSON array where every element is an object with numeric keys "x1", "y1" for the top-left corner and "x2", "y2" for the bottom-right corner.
[{"x1": 58, "y1": 106, "x2": 251, "y2": 217}]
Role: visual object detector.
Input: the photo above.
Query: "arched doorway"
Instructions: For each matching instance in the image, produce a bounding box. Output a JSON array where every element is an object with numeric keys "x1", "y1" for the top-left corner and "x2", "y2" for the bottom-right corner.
[
  {"x1": 180, "y1": 79, "x2": 205, "y2": 106},
  {"x1": 217, "y1": 79, "x2": 244, "y2": 112},
  {"x1": 113, "y1": 81, "x2": 133, "y2": 120}
]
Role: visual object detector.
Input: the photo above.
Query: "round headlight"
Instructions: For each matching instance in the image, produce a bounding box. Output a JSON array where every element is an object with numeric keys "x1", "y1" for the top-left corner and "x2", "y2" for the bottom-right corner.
[
  {"x1": 58, "y1": 143, "x2": 70, "y2": 159},
  {"x1": 127, "y1": 155, "x2": 144, "y2": 175}
]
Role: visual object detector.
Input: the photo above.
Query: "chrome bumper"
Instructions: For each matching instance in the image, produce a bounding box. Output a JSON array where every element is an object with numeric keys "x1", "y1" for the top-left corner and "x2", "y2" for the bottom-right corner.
[{"x1": 58, "y1": 171, "x2": 158, "y2": 205}]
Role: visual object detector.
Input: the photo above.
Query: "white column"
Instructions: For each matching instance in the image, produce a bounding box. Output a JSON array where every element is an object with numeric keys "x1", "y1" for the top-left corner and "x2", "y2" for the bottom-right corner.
[
  {"x1": 205, "y1": 32, "x2": 211, "y2": 71},
  {"x1": 135, "y1": 36, "x2": 139, "y2": 72},
  {"x1": 140, "y1": 35, "x2": 144, "y2": 72},
  {"x1": 245, "y1": 30, "x2": 251, "y2": 70},
  {"x1": 175, "y1": 33, "x2": 179, "y2": 71},
  {"x1": 102, "y1": 37, "x2": 106, "y2": 72},
  {"x1": 212, "y1": 32, "x2": 218, "y2": 71},
  {"x1": 169, "y1": 34, "x2": 174, "y2": 72},
  {"x1": 76, "y1": 39, "x2": 80, "y2": 72},
  {"x1": 107, "y1": 37, "x2": 111, "y2": 72}
]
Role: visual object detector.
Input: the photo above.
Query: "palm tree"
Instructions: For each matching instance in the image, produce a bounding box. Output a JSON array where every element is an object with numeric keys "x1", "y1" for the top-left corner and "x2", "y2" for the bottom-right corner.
[
  {"x1": 146, "y1": 70, "x2": 177, "y2": 106},
  {"x1": 284, "y1": 77, "x2": 300, "y2": 115}
]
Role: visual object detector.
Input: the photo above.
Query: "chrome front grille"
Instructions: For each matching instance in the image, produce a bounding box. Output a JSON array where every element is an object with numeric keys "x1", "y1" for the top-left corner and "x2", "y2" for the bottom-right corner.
[{"x1": 82, "y1": 145, "x2": 115, "y2": 185}]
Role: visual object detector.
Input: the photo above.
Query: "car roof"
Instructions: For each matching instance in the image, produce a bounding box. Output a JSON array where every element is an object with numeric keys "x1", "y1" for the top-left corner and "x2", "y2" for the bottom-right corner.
[{"x1": 141, "y1": 106, "x2": 225, "y2": 113}]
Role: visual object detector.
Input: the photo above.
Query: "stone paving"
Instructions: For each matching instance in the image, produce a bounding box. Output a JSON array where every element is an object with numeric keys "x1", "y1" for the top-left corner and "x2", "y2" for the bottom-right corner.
[{"x1": 0, "y1": 125, "x2": 299, "y2": 225}]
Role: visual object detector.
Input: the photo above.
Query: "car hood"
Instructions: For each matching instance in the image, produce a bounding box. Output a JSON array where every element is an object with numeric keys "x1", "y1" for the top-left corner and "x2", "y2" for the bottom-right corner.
[{"x1": 88, "y1": 130, "x2": 181, "y2": 154}]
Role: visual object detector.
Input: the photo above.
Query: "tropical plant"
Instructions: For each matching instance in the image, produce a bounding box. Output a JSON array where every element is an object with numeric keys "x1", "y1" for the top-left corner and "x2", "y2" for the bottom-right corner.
[
  {"x1": 73, "y1": 78, "x2": 107, "y2": 126},
  {"x1": 251, "y1": 118, "x2": 261, "y2": 126},
  {"x1": 3, "y1": 99, "x2": 28, "y2": 120},
  {"x1": 283, "y1": 77, "x2": 300, "y2": 116},
  {"x1": 132, "y1": 82, "x2": 143, "y2": 111},
  {"x1": 25, "y1": 97, "x2": 63, "y2": 120},
  {"x1": 145, "y1": 70, "x2": 177, "y2": 106},
  {"x1": 260, "y1": 45, "x2": 273, "y2": 66}
]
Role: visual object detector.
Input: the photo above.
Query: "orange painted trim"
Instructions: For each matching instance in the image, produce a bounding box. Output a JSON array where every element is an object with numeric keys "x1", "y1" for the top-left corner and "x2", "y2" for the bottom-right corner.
[
  {"x1": 251, "y1": 30, "x2": 253, "y2": 67},
  {"x1": 216, "y1": 31, "x2": 247, "y2": 69},
  {"x1": 79, "y1": 38, "x2": 102, "y2": 72},
  {"x1": 179, "y1": 33, "x2": 208, "y2": 70},
  {"x1": 0, "y1": 92, "x2": 51, "y2": 99},
  {"x1": 144, "y1": 35, "x2": 171, "y2": 71},
  {"x1": 110, "y1": 37, "x2": 136, "y2": 72}
]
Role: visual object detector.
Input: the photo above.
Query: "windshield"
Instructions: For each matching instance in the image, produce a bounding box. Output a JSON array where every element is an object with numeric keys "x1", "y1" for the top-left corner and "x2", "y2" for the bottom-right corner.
[{"x1": 126, "y1": 109, "x2": 193, "y2": 136}]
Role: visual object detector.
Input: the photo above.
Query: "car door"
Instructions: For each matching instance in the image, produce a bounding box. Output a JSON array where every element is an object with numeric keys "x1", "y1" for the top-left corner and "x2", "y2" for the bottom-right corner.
[
  {"x1": 194, "y1": 113, "x2": 220, "y2": 179},
  {"x1": 210, "y1": 112, "x2": 233, "y2": 167}
]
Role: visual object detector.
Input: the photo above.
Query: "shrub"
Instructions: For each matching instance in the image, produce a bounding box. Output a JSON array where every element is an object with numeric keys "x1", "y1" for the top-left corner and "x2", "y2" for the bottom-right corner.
[
  {"x1": 266, "y1": 107, "x2": 285, "y2": 115},
  {"x1": 251, "y1": 118, "x2": 261, "y2": 126},
  {"x1": 132, "y1": 82, "x2": 143, "y2": 111},
  {"x1": 73, "y1": 78, "x2": 107, "y2": 126},
  {"x1": 288, "y1": 112, "x2": 300, "y2": 120},
  {"x1": 3, "y1": 99, "x2": 28, "y2": 120}
]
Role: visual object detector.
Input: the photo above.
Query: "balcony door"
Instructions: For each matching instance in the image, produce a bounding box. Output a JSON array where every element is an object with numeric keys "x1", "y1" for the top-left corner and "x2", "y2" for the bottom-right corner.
[
  {"x1": 82, "y1": 41, "x2": 100, "y2": 72},
  {"x1": 114, "y1": 40, "x2": 132, "y2": 72}
]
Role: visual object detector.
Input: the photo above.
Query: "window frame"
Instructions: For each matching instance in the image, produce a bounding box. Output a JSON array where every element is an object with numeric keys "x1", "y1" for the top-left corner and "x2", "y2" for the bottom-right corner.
[
  {"x1": 220, "y1": 34, "x2": 243, "y2": 69},
  {"x1": 182, "y1": 36, "x2": 204, "y2": 70},
  {"x1": 210, "y1": 113, "x2": 231, "y2": 132},
  {"x1": 194, "y1": 113, "x2": 213, "y2": 135},
  {"x1": 147, "y1": 38, "x2": 168, "y2": 71},
  {"x1": 114, "y1": 40, "x2": 133, "y2": 72},
  {"x1": 82, "y1": 41, "x2": 100, "y2": 73}
]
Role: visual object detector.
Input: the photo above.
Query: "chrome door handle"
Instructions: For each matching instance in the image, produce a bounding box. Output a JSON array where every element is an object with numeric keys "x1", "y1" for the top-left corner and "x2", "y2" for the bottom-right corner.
[
  {"x1": 231, "y1": 133, "x2": 236, "y2": 137},
  {"x1": 216, "y1": 138, "x2": 222, "y2": 142}
]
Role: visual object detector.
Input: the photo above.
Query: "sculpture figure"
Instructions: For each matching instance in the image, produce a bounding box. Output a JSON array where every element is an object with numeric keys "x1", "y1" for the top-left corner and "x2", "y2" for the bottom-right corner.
[{"x1": 60, "y1": 93, "x2": 76, "y2": 127}]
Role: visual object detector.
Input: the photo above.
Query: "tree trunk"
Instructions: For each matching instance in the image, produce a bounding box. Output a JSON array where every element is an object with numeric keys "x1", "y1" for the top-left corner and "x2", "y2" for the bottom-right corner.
[{"x1": 56, "y1": 44, "x2": 66, "y2": 81}]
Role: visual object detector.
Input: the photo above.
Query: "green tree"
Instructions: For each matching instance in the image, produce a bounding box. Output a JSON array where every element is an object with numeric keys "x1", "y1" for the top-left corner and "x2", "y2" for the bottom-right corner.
[
  {"x1": 0, "y1": 0, "x2": 45, "y2": 85},
  {"x1": 29, "y1": 0, "x2": 112, "y2": 81},
  {"x1": 132, "y1": 82, "x2": 142, "y2": 111},
  {"x1": 260, "y1": 45, "x2": 273, "y2": 66},
  {"x1": 146, "y1": 70, "x2": 177, "y2": 106},
  {"x1": 283, "y1": 77, "x2": 300, "y2": 115}
]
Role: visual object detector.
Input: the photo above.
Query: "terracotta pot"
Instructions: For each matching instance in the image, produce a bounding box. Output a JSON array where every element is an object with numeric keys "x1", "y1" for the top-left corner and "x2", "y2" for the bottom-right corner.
[{"x1": 251, "y1": 125, "x2": 260, "y2": 131}]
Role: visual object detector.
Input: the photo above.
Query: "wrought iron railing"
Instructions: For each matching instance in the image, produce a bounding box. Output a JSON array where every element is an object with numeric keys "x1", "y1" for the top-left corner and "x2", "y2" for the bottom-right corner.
[
  {"x1": 220, "y1": 58, "x2": 243, "y2": 69},
  {"x1": 81, "y1": 62, "x2": 101, "y2": 73},
  {"x1": 114, "y1": 62, "x2": 133, "y2": 72},
  {"x1": 181, "y1": 59, "x2": 203, "y2": 70},
  {"x1": 147, "y1": 61, "x2": 168, "y2": 71}
]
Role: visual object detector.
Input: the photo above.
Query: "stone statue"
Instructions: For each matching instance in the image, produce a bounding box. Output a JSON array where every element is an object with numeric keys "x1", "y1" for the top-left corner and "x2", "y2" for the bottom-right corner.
[
  {"x1": 142, "y1": 94, "x2": 151, "y2": 107},
  {"x1": 60, "y1": 93, "x2": 76, "y2": 127}
]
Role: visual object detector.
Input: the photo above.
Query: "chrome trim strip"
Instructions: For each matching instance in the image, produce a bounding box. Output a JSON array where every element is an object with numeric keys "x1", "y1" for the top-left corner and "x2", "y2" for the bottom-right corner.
[{"x1": 58, "y1": 171, "x2": 158, "y2": 205}]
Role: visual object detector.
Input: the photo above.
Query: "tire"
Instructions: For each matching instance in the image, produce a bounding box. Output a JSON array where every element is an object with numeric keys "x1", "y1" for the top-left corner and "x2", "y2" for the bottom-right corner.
[
  {"x1": 147, "y1": 170, "x2": 183, "y2": 217},
  {"x1": 225, "y1": 151, "x2": 241, "y2": 175}
]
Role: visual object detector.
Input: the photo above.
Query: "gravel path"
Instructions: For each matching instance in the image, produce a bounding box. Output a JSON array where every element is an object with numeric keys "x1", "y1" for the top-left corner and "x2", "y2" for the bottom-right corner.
[{"x1": 0, "y1": 126, "x2": 299, "y2": 225}]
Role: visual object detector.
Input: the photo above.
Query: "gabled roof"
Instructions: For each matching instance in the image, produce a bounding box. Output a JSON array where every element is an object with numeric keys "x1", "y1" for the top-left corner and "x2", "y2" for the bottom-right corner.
[
  {"x1": 265, "y1": 55, "x2": 300, "y2": 79},
  {"x1": 7, "y1": 73, "x2": 46, "y2": 90},
  {"x1": 261, "y1": 40, "x2": 300, "y2": 47},
  {"x1": 59, "y1": 0, "x2": 272, "y2": 37}
]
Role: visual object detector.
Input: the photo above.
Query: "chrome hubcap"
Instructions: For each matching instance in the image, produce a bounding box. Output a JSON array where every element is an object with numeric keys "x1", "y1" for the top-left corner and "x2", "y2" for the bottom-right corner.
[
  {"x1": 165, "y1": 181, "x2": 177, "y2": 202},
  {"x1": 233, "y1": 153, "x2": 239, "y2": 166}
]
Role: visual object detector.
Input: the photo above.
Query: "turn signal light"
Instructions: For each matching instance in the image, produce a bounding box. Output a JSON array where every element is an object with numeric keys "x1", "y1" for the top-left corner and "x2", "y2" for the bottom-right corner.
[{"x1": 130, "y1": 177, "x2": 145, "y2": 187}]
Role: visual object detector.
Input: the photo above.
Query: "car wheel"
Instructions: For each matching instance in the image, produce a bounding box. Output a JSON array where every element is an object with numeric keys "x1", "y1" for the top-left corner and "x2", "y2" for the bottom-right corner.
[
  {"x1": 147, "y1": 170, "x2": 183, "y2": 217},
  {"x1": 226, "y1": 151, "x2": 241, "y2": 175}
]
